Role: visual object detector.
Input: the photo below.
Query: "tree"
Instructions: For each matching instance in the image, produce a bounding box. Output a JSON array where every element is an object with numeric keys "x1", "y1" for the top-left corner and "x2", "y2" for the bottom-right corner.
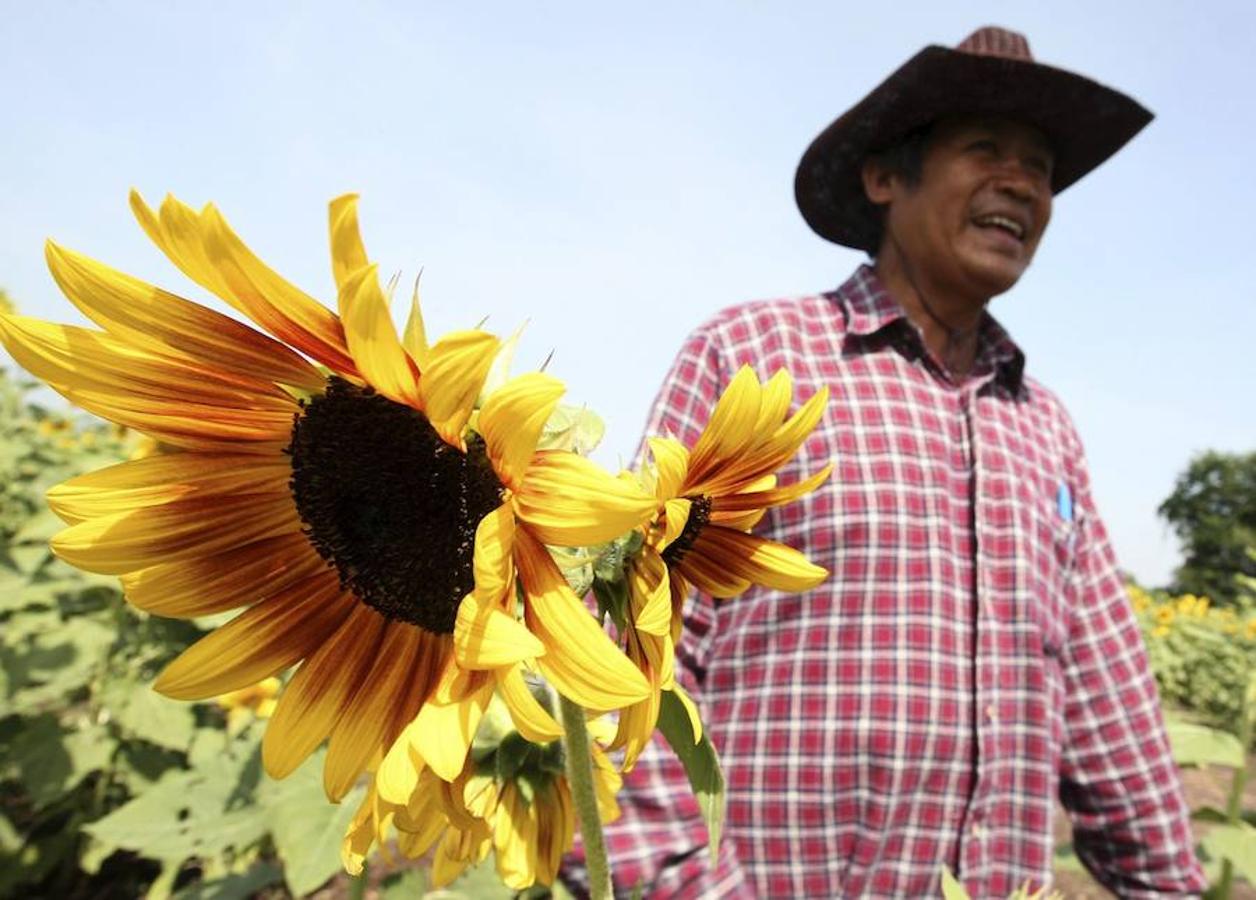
[{"x1": 1158, "y1": 450, "x2": 1256, "y2": 604}]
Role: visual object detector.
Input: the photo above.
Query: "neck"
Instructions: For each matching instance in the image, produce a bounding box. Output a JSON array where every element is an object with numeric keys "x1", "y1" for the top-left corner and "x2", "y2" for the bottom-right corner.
[{"x1": 873, "y1": 240, "x2": 989, "y2": 379}]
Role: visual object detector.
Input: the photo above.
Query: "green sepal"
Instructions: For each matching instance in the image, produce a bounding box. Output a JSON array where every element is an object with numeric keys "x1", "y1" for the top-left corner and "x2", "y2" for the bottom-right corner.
[{"x1": 656, "y1": 690, "x2": 724, "y2": 865}]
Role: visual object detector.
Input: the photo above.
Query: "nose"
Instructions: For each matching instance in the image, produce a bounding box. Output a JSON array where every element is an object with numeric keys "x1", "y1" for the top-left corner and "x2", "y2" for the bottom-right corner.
[{"x1": 994, "y1": 168, "x2": 1040, "y2": 204}]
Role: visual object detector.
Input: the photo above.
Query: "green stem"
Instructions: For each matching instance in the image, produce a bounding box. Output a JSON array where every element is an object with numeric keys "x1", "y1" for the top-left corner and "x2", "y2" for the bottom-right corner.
[
  {"x1": 347, "y1": 861, "x2": 368, "y2": 900},
  {"x1": 560, "y1": 695, "x2": 613, "y2": 900},
  {"x1": 1216, "y1": 681, "x2": 1255, "y2": 899}
]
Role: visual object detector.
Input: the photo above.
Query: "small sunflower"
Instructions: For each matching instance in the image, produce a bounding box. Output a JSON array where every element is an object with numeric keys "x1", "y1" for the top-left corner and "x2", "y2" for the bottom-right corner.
[
  {"x1": 0, "y1": 192, "x2": 652, "y2": 800},
  {"x1": 614, "y1": 365, "x2": 832, "y2": 767},
  {"x1": 343, "y1": 697, "x2": 620, "y2": 891}
]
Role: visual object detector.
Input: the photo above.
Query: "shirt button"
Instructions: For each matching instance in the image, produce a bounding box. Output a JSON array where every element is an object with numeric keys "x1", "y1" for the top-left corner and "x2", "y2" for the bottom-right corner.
[
  {"x1": 971, "y1": 823, "x2": 988, "y2": 840},
  {"x1": 985, "y1": 704, "x2": 998, "y2": 723}
]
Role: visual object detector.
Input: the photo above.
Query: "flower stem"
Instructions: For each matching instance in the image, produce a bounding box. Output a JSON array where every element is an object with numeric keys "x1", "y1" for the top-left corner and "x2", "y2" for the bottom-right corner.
[{"x1": 559, "y1": 694, "x2": 613, "y2": 900}]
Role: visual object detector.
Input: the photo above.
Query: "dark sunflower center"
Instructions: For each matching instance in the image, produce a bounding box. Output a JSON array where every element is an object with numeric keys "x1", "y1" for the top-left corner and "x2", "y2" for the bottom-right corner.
[
  {"x1": 661, "y1": 495, "x2": 712, "y2": 567},
  {"x1": 287, "y1": 377, "x2": 504, "y2": 633}
]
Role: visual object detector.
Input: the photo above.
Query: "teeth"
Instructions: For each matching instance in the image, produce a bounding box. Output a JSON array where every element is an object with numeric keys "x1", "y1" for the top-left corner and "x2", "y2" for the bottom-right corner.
[{"x1": 975, "y1": 215, "x2": 1025, "y2": 239}]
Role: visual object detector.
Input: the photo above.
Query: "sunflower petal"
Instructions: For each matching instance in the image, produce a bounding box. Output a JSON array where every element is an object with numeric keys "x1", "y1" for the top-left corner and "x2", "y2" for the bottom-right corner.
[
  {"x1": 658, "y1": 498, "x2": 692, "y2": 551},
  {"x1": 328, "y1": 194, "x2": 370, "y2": 296},
  {"x1": 454, "y1": 593, "x2": 545, "y2": 670},
  {"x1": 753, "y1": 368, "x2": 793, "y2": 434},
  {"x1": 401, "y1": 280, "x2": 431, "y2": 369},
  {"x1": 46, "y1": 453, "x2": 291, "y2": 524},
  {"x1": 376, "y1": 720, "x2": 427, "y2": 805},
  {"x1": 472, "y1": 503, "x2": 515, "y2": 607},
  {"x1": 686, "y1": 365, "x2": 762, "y2": 485},
  {"x1": 515, "y1": 527, "x2": 649, "y2": 711},
  {"x1": 413, "y1": 682, "x2": 494, "y2": 781},
  {"x1": 675, "y1": 548, "x2": 752, "y2": 598},
  {"x1": 478, "y1": 372, "x2": 565, "y2": 490},
  {"x1": 323, "y1": 624, "x2": 442, "y2": 801},
  {"x1": 669, "y1": 685, "x2": 704, "y2": 743},
  {"x1": 45, "y1": 241, "x2": 323, "y2": 391},
  {"x1": 709, "y1": 463, "x2": 833, "y2": 513},
  {"x1": 417, "y1": 330, "x2": 501, "y2": 446},
  {"x1": 153, "y1": 574, "x2": 351, "y2": 699},
  {"x1": 338, "y1": 264, "x2": 421, "y2": 405},
  {"x1": 628, "y1": 548, "x2": 672, "y2": 637},
  {"x1": 691, "y1": 526, "x2": 829, "y2": 593},
  {"x1": 52, "y1": 494, "x2": 300, "y2": 576},
  {"x1": 121, "y1": 532, "x2": 324, "y2": 618},
  {"x1": 494, "y1": 783, "x2": 538, "y2": 890},
  {"x1": 700, "y1": 386, "x2": 830, "y2": 495},
  {"x1": 496, "y1": 664, "x2": 564, "y2": 743},
  {"x1": 647, "y1": 437, "x2": 689, "y2": 501},
  {"x1": 513, "y1": 451, "x2": 656, "y2": 547},
  {"x1": 261, "y1": 604, "x2": 388, "y2": 779},
  {"x1": 0, "y1": 315, "x2": 294, "y2": 408}
]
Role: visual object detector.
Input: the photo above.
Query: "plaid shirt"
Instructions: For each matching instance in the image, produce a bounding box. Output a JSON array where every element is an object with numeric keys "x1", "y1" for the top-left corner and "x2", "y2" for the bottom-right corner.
[{"x1": 566, "y1": 266, "x2": 1205, "y2": 898}]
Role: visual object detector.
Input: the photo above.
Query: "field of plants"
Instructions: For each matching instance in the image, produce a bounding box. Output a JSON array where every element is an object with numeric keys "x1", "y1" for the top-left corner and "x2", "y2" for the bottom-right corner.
[{"x1": 1, "y1": 363, "x2": 1254, "y2": 898}]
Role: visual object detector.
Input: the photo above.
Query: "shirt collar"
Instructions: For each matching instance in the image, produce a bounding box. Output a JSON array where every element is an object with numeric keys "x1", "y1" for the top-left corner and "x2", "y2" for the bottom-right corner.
[{"x1": 833, "y1": 264, "x2": 1027, "y2": 394}]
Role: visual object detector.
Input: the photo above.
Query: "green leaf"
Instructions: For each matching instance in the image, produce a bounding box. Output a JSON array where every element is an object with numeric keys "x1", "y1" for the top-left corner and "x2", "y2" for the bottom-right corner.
[
  {"x1": 1200, "y1": 821, "x2": 1256, "y2": 884},
  {"x1": 172, "y1": 861, "x2": 284, "y2": 900},
  {"x1": 0, "y1": 811, "x2": 20, "y2": 853},
  {"x1": 380, "y1": 868, "x2": 427, "y2": 899},
  {"x1": 102, "y1": 681, "x2": 196, "y2": 753},
  {"x1": 656, "y1": 690, "x2": 724, "y2": 865},
  {"x1": 258, "y1": 748, "x2": 365, "y2": 897},
  {"x1": 84, "y1": 742, "x2": 268, "y2": 863},
  {"x1": 1, "y1": 715, "x2": 114, "y2": 808},
  {"x1": 940, "y1": 866, "x2": 971, "y2": 900},
  {"x1": 1165, "y1": 720, "x2": 1246, "y2": 769}
]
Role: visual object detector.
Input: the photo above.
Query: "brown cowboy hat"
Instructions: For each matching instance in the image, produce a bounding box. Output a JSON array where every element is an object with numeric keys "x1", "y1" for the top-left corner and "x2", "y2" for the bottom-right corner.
[{"x1": 795, "y1": 26, "x2": 1153, "y2": 253}]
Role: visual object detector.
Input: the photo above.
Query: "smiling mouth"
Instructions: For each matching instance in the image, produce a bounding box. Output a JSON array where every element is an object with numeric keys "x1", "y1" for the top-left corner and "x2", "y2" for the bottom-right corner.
[{"x1": 972, "y1": 214, "x2": 1026, "y2": 241}]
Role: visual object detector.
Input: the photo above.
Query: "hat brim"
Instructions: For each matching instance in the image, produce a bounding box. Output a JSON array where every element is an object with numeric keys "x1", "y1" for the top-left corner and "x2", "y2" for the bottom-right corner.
[{"x1": 795, "y1": 45, "x2": 1154, "y2": 252}]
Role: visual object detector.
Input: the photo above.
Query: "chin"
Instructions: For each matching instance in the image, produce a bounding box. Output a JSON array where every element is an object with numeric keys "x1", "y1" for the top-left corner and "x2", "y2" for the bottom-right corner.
[{"x1": 960, "y1": 253, "x2": 1030, "y2": 298}]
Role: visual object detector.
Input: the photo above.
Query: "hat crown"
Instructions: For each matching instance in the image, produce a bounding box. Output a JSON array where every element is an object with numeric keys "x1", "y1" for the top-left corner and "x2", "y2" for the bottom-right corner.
[{"x1": 956, "y1": 26, "x2": 1034, "y2": 62}]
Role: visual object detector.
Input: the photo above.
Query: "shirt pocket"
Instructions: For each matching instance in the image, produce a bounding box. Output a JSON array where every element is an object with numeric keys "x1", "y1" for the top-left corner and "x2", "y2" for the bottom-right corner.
[{"x1": 1017, "y1": 479, "x2": 1077, "y2": 658}]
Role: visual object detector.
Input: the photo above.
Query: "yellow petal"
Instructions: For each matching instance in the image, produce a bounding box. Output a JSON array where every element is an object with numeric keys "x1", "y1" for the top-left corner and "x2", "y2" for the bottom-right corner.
[
  {"x1": 669, "y1": 684, "x2": 704, "y2": 744},
  {"x1": 709, "y1": 463, "x2": 833, "y2": 513},
  {"x1": 51, "y1": 494, "x2": 300, "y2": 576},
  {"x1": 323, "y1": 624, "x2": 441, "y2": 801},
  {"x1": 417, "y1": 330, "x2": 501, "y2": 446},
  {"x1": 154, "y1": 574, "x2": 352, "y2": 699},
  {"x1": 496, "y1": 664, "x2": 564, "y2": 743},
  {"x1": 376, "y1": 720, "x2": 427, "y2": 806},
  {"x1": 401, "y1": 279, "x2": 431, "y2": 369},
  {"x1": 658, "y1": 498, "x2": 692, "y2": 551},
  {"x1": 0, "y1": 314, "x2": 293, "y2": 409},
  {"x1": 686, "y1": 365, "x2": 762, "y2": 485},
  {"x1": 122, "y1": 531, "x2": 323, "y2": 619},
  {"x1": 478, "y1": 372, "x2": 566, "y2": 491},
  {"x1": 261, "y1": 604, "x2": 387, "y2": 779},
  {"x1": 338, "y1": 263, "x2": 421, "y2": 406},
  {"x1": 472, "y1": 503, "x2": 515, "y2": 606},
  {"x1": 647, "y1": 437, "x2": 689, "y2": 501},
  {"x1": 513, "y1": 451, "x2": 657, "y2": 547},
  {"x1": 515, "y1": 528, "x2": 650, "y2": 711},
  {"x1": 46, "y1": 453, "x2": 291, "y2": 524},
  {"x1": 494, "y1": 783, "x2": 538, "y2": 890},
  {"x1": 753, "y1": 368, "x2": 793, "y2": 434},
  {"x1": 699, "y1": 386, "x2": 830, "y2": 496},
  {"x1": 691, "y1": 526, "x2": 829, "y2": 593},
  {"x1": 454, "y1": 592, "x2": 545, "y2": 670},
  {"x1": 413, "y1": 682, "x2": 494, "y2": 781},
  {"x1": 628, "y1": 548, "x2": 672, "y2": 637},
  {"x1": 675, "y1": 547, "x2": 752, "y2": 598},
  {"x1": 328, "y1": 194, "x2": 370, "y2": 295}
]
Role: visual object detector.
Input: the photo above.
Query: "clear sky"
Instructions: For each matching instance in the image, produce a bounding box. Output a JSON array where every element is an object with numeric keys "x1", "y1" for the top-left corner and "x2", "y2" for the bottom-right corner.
[{"x1": 2, "y1": 2, "x2": 1253, "y2": 587}]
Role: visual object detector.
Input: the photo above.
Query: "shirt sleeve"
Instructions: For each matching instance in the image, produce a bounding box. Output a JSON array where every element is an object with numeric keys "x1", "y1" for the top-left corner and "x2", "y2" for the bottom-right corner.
[
  {"x1": 1055, "y1": 420, "x2": 1208, "y2": 897},
  {"x1": 560, "y1": 325, "x2": 758, "y2": 899}
]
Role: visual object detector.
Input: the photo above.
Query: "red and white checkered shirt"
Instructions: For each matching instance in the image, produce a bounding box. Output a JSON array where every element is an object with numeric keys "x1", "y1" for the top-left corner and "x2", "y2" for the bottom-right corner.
[{"x1": 567, "y1": 265, "x2": 1206, "y2": 898}]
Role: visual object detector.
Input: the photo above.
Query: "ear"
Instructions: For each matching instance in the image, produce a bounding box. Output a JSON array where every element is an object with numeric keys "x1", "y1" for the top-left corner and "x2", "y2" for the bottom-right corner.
[{"x1": 861, "y1": 157, "x2": 896, "y2": 206}]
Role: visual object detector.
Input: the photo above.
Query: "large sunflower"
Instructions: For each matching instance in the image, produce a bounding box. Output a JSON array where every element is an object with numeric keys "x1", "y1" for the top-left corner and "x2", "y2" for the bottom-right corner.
[
  {"x1": 613, "y1": 365, "x2": 832, "y2": 767},
  {"x1": 0, "y1": 192, "x2": 652, "y2": 799}
]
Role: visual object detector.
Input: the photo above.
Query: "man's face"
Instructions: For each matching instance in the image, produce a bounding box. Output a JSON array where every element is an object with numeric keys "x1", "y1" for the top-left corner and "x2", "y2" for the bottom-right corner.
[{"x1": 870, "y1": 116, "x2": 1055, "y2": 298}]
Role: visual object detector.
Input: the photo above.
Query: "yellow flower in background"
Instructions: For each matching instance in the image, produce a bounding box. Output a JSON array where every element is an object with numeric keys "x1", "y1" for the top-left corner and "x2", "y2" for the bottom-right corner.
[
  {"x1": 216, "y1": 676, "x2": 281, "y2": 733},
  {"x1": 614, "y1": 365, "x2": 832, "y2": 768},
  {"x1": 1155, "y1": 606, "x2": 1176, "y2": 627},
  {"x1": 0, "y1": 192, "x2": 653, "y2": 801},
  {"x1": 343, "y1": 702, "x2": 621, "y2": 891}
]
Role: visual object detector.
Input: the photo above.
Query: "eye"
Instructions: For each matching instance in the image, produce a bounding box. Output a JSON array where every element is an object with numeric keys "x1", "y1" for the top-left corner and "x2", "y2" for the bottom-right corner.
[{"x1": 967, "y1": 138, "x2": 998, "y2": 154}]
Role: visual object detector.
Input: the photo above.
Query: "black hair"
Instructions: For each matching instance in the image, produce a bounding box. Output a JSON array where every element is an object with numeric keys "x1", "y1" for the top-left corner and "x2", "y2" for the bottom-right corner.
[{"x1": 862, "y1": 124, "x2": 933, "y2": 255}]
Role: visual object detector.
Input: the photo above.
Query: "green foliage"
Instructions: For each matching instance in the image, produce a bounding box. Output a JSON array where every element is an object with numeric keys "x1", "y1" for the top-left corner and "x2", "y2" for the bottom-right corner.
[
  {"x1": 1159, "y1": 451, "x2": 1256, "y2": 604},
  {"x1": 0, "y1": 368, "x2": 372, "y2": 898},
  {"x1": 656, "y1": 689, "x2": 724, "y2": 866}
]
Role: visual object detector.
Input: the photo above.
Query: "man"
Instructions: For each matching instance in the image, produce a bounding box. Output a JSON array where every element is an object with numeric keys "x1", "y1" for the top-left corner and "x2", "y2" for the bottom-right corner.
[{"x1": 571, "y1": 26, "x2": 1207, "y2": 898}]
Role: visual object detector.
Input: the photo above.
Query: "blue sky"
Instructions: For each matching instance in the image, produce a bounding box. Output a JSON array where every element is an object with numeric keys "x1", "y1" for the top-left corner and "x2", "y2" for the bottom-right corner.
[{"x1": 2, "y1": 2, "x2": 1253, "y2": 586}]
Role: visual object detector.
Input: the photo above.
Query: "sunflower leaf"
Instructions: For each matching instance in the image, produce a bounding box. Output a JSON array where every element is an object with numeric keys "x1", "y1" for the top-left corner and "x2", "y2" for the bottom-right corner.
[{"x1": 656, "y1": 690, "x2": 724, "y2": 864}]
